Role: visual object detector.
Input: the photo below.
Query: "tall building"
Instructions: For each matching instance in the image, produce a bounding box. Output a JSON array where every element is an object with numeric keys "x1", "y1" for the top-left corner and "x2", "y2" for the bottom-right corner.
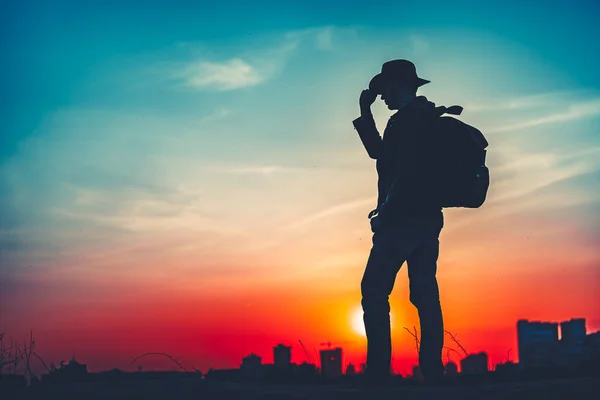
[
  {"x1": 561, "y1": 318, "x2": 586, "y2": 344},
  {"x1": 460, "y1": 353, "x2": 488, "y2": 374},
  {"x1": 517, "y1": 320, "x2": 559, "y2": 369},
  {"x1": 445, "y1": 361, "x2": 458, "y2": 376},
  {"x1": 558, "y1": 318, "x2": 587, "y2": 367},
  {"x1": 319, "y1": 348, "x2": 343, "y2": 379},
  {"x1": 585, "y1": 331, "x2": 600, "y2": 359},
  {"x1": 273, "y1": 344, "x2": 292, "y2": 369},
  {"x1": 240, "y1": 354, "x2": 263, "y2": 380}
]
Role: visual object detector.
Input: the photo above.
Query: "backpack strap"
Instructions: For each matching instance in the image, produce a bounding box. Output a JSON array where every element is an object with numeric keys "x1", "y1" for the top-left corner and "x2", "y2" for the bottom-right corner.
[
  {"x1": 368, "y1": 208, "x2": 379, "y2": 219},
  {"x1": 434, "y1": 105, "x2": 463, "y2": 116}
]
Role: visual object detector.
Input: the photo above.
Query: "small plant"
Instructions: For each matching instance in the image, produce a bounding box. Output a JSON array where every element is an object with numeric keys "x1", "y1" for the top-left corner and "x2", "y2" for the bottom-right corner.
[
  {"x1": 403, "y1": 326, "x2": 468, "y2": 365},
  {"x1": 0, "y1": 330, "x2": 50, "y2": 381}
]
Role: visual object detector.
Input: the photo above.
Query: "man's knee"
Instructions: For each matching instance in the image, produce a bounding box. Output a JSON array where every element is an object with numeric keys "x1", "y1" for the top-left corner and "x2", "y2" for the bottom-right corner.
[
  {"x1": 361, "y1": 293, "x2": 390, "y2": 314},
  {"x1": 361, "y1": 277, "x2": 391, "y2": 316},
  {"x1": 409, "y1": 279, "x2": 440, "y2": 309},
  {"x1": 361, "y1": 268, "x2": 389, "y2": 299}
]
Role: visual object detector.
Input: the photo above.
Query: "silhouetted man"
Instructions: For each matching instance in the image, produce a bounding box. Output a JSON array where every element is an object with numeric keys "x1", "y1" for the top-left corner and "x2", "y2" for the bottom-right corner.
[{"x1": 353, "y1": 59, "x2": 460, "y2": 385}]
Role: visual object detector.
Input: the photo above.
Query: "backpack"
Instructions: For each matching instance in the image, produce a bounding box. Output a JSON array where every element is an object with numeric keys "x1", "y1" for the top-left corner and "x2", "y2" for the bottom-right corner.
[
  {"x1": 431, "y1": 115, "x2": 490, "y2": 209},
  {"x1": 367, "y1": 106, "x2": 490, "y2": 220}
]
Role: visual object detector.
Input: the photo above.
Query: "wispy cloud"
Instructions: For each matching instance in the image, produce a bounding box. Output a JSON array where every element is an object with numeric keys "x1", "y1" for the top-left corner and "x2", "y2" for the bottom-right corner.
[
  {"x1": 201, "y1": 108, "x2": 233, "y2": 122},
  {"x1": 410, "y1": 35, "x2": 430, "y2": 56},
  {"x1": 490, "y1": 160, "x2": 590, "y2": 204},
  {"x1": 178, "y1": 58, "x2": 267, "y2": 91},
  {"x1": 315, "y1": 27, "x2": 334, "y2": 51},
  {"x1": 206, "y1": 164, "x2": 307, "y2": 175},
  {"x1": 489, "y1": 98, "x2": 600, "y2": 133},
  {"x1": 463, "y1": 89, "x2": 596, "y2": 112},
  {"x1": 239, "y1": 196, "x2": 375, "y2": 254},
  {"x1": 283, "y1": 26, "x2": 349, "y2": 51},
  {"x1": 284, "y1": 197, "x2": 375, "y2": 230},
  {"x1": 171, "y1": 26, "x2": 344, "y2": 92},
  {"x1": 444, "y1": 146, "x2": 600, "y2": 232}
]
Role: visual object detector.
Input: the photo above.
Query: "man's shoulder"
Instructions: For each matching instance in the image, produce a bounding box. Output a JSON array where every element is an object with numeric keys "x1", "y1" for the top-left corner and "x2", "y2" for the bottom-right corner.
[{"x1": 389, "y1": 109, "x2": 435, "y2": 131}]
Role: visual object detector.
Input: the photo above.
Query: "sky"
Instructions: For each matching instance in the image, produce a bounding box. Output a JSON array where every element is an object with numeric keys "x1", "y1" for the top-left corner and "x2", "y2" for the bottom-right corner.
[{"x1": 1, "y1": 0, "x2": 599, "y2": 375}]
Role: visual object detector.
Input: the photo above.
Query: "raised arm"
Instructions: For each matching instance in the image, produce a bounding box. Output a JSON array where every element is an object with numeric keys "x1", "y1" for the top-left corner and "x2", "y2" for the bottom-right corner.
[{"x1": 352, "y1": 89, "x2": 382, "y2": 159}]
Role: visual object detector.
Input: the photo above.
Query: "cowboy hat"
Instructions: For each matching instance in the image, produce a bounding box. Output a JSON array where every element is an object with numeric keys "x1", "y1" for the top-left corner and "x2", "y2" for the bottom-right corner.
[{"x1": 369, "y1": 59, "x2": 430, "y2": 94}]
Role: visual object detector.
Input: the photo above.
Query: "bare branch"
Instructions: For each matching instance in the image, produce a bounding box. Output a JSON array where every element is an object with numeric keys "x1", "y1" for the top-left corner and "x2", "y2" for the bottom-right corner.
[
  {"x1": 444, "y1": 330, "x2": 468, "y2": 357},
  {"x1": 0, "y1": 332, "x2": 19, "y2": 372},
  {"x1": 33, "y1": 352, "x2": 51, "y2": 372},
  {"x1": 505, "y1": 348, "x2": 512, "y2": 362},
  {"x1": 413, "y1": 326, "x2": 419, "y2": 352},
  {"x1": 19, "y1": 330, "x2": 36, "y2": 379},
  {"x1": 403, "y1": 326, "x2": 420, "y2": 354},
  {"x1": 443, "y1": 346, "x2": 462, "y2": 362},
  {"x1": 130, "y1": 352, "x2": 198, "y2": 373}
]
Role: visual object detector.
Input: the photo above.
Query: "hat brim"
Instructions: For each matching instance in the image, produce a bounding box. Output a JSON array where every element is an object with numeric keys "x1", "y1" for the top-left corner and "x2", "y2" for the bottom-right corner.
[{"x1": 368, "y1": 73, "x2": 430, "y2": 94}]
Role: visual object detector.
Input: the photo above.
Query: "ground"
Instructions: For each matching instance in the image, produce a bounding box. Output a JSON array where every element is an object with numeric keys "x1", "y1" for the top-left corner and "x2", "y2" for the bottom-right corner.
[{"x1": 6, "y1": 375, "x2": 599, "y2": 399}]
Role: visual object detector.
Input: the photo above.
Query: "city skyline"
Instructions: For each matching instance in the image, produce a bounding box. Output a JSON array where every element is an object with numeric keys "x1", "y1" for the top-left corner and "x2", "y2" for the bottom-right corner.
[
  {"x1": 2, "y1": 0, "x2": 600, "y2": 378},
  {"x1": 2, "y1": 315, "x2": 598, "y2": 377}
]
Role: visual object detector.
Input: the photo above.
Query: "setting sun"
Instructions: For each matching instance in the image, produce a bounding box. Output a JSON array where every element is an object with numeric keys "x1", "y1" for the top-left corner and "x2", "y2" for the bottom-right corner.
[
  {"x1": 351, "y1": 306, "x2": 394, "y2": 337},
  {"x1": 351, "y1": 307, "x2": 365, "y2": 337}
]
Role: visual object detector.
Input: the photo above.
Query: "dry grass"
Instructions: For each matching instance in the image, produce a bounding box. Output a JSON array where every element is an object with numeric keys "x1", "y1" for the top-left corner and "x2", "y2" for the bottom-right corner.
[
  {"x1": 403, "y1": 326, "x2": 468, "y2": 365},
  {"x1": 1, "y1": 330, "x2": 51, "y2": 381}
]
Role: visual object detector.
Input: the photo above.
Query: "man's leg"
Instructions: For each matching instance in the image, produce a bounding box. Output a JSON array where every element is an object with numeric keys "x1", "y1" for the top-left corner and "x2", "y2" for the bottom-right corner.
[
  {"x1": 407, "y1": 225, "x2": 444, "y2": 383},
  {"x1": 361, "y1": 226, "x2": 419, "y2": 379}
]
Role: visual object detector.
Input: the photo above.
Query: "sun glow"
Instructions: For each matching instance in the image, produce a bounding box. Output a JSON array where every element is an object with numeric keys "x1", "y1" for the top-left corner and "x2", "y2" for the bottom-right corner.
[
  {"x1": 351, "y1": 307, "x2": 366, "y2": 337},
  {"x1": 351, "y1": 306, "x2": 394, "y2": 337}
]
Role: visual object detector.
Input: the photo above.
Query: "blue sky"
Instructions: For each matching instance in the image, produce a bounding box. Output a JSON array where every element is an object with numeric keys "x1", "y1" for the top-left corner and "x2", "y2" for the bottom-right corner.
[
  {"x1": 3, "y1": 1, "x2": 599, "y2": 149},
  {"x1": 1, "y1": 0, "x2": 600, "y2": 337}
]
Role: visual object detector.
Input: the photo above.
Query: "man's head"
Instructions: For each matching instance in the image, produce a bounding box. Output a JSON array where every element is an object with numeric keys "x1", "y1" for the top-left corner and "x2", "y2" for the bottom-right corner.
[
  {"x1": 369, "y1": 59, "x2": 429, "y2": 110},
  {"x1": 380, "y1": 81, "x2": 418, "y2": 110}
]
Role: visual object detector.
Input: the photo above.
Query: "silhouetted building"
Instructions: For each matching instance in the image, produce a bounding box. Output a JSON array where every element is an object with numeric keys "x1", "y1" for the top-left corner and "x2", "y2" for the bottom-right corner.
[
  {"x1": 274, "y1": 344, "x2": 292, "y2": 369},
  {"x1": 64, "y1": 358, "x2": 88, "y2": 375},
  {"x1": 345, "y1": 363, "x2": 356, "y2": 375},
  {"x1": 205, "y1": 368, "x2": 240, "y2": 382},
  {"x1": 494, "y1": 361, "x2": 519, "y2": 379},
  {"x1": 461, "y1": 353, "x2": 488, "y2": 374},
  {"x1": 561, "y1": 318, "x2": 586, "y2": 344},
  {"x1": 586, "y1": 331, "x2": 600, "y2": 348},
  {"x1": 517, "y1": 320, "x2": 559, "y2": 369},
  {"x1": 445, "y1": 361, "x2": 458, "y2": 376},
  {"x1": 554, "y1": 318, "x2": 586, "y2": 368},
  {"x1": 558, "y1": 343, "x2": 586, "y2": 368},
  {"x1": 295, "y1": 362, "x2": 318, "y2": 382},
  {"x1": 319, "y1": 348, "x2": 343, "y2": 379},
  {"x1": 240, "y1": 354, "x2": 263, "y2": 380},
  {"x1": 41, "y1": 358, "x2": 88, "y2": 384},
  {"x1": 585, "y1": 331, "x2": 600, "y2": 362}
]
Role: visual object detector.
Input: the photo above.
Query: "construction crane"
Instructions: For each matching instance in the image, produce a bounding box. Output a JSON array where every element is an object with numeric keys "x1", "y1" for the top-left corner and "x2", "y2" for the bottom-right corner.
[{"x1": 298, "y1": 340, "x2": 312, "y2": 364}]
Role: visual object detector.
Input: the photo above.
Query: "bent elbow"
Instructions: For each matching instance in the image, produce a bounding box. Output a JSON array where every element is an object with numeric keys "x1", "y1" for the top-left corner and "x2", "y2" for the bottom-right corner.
[
  {"x1": 368, "y1": 152, "x2": 378, "y2": 160},
  {"x1": 366, "y1": 143, "x2": 382, "y2": 160}
]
